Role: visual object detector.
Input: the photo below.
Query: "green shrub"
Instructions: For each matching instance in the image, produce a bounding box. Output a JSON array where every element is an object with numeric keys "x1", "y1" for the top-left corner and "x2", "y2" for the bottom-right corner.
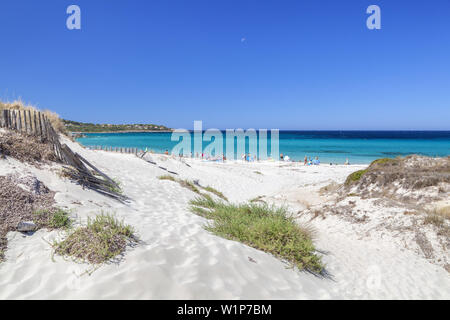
[
  {"x1": 34, "y1": 208, "x2": 72, "y2": 229},
  {"x1": 370, "y1": 158, "x2": 397, "y2": 166},
  {"x1": 190, "y1": 196, "x2": 323, "y2": 274},
  {"x1": 53, "y1": 213, "x2": 137, "y2": 264},
  {"x1": 345, "y1": 169, "x2": 367, "y2": 185}
]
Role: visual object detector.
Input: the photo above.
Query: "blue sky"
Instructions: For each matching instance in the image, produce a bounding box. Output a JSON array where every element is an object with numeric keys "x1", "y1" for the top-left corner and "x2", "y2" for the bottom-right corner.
[{"x1": 0, "y1": 0, "x2": 449, "y2": 130}]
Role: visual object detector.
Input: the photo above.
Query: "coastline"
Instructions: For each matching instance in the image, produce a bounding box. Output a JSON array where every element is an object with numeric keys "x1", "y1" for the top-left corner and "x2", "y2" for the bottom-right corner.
[
  {"x1": 73, "y1": 130, "x2": 450, "y2": 165},
  {"x1": 71, "y1": 130, "x2": 174, "y2": 134}
]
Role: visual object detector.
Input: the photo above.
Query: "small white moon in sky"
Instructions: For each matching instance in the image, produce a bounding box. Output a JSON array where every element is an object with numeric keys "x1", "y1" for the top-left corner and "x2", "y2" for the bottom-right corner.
[{"x1": 241, "y1": 37, "x2": 246, "y2": 42}]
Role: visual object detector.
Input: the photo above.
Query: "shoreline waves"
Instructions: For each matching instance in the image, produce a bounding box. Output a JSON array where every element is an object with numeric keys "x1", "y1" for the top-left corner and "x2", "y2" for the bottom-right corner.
[{"x1": 75, "y1": 130, "x2": 450, "y2": 164}]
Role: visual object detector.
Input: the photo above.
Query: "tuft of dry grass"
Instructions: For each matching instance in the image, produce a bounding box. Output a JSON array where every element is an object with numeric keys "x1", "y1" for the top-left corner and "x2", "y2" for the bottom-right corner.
[
  {"x1": 424, "y1": 214, "x2": 445, "y2": 227},
  {"x1": 423, "y1": 206, "x2": 450, "y2": 238},
  {"x1": 53, "y1": 213, "x2": 137, "y2": 264},
  {"x1": 158, "y1": 175, "x2": 200, "y2": 193},
  {"x1": 158, "y1": 175, "x2": 228, "y2": 200},
  {"x1": 178, "y1": 179, "x2": 201, "y2": 194},
  {"x1": 435, "y1": 206, "x2": 450, "y2": 219},
  {"x1": 201, "y1": 186, "x2": 228, "y2": 201},
  {"x1": 424, "y1": 206, "x2": 450, "y2": 227},
  {"x1": 158, "y1": 174, "x2": 176, "y2": 182}
]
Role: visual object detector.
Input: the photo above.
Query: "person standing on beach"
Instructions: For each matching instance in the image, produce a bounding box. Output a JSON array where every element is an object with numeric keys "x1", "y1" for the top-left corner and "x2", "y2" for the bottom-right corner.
[
  {"x1": 280, "y1": 153, "x2": 284, "y2": 161},
  {"x1": 304, "y1": 155, "x2": 308, "y2": 165}
]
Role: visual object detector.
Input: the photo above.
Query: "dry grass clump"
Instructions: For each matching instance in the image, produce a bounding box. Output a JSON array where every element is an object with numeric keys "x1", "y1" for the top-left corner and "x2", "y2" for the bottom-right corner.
[
  {"x1": 343, "y1": 155, "x2": 450, "y2": 201},
  {"x1": 0, "y1": 99, "x2": 65, "y2": 134},
  {"x1": 158, "y1": 174, "x2": 176, "y2": 182},
  {"x1": 190, "y1": 195, "x2": 323, "y2": 274},
  {"x1": 432, "y1": 206, "x2": 450, "y2": 220},
  {"x1": 201, "y1": 186, "x2": 228, "y2": 201},
  {"x1": 319, "y1": 182, "x2": 341, "y2": 195},
  {"x1": 0, "y1": 131, "x2": 57, "y2": 164},
  {"x1": 53, "y1": 214, "x2": 137, "y2": 264},
  {"x1": 158, "y1": 175, "x2": 228, "y2": 200},
  {"x1": 424, "y1": 206, "x2": 450, "y2": 231},
  {"x1": 0, "y1": 175, "x2": 69, "y2": 262},
  {"x1": 178, "y1": 179, "x2": 201, "y2": 194}
]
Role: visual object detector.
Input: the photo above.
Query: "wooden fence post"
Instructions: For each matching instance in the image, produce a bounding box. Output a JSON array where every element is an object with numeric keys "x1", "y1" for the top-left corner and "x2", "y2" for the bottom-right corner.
[
  {"x1": 0, "y1": 110, "x2": 5, "y2": 128},
  {"x1": 38, "y1": 112, "x2": 44, "y2": 138},
  {"x1": 33, "y1": 111, "x2": 38, "y2": 136},
  {"x1": 8, "y1": 110, "x2": 12, "y2": 128}
]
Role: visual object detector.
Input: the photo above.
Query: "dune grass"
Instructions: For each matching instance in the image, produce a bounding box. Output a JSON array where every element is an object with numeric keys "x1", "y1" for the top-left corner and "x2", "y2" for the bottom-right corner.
[
  {"x1": 190, "y1": 195, "x2": 323, "y2": 274},
  {"x1": 178, "y1": 179, "x2": 201, "y2": 194},
  {"x1": 201, "y1": 186, "x2": 228, "y2": 201},
  {"x1": 34, "y1": 208, "x2": 72, "y2": 229},
  {"x1": 158, "y1": 175, "x2": 227, "y2": 200},
  {"x1": 53, "y1": 213, "x2": 137, "y2": 264},
  {"x1": 158, "y1": 174, "x2": 176, "y2": 182},
  {"x1": 425, "y1": 206, "x2": 450, "y2": 228},
  {"x1": 344, "y1": 169, "x2": 367, "y2": 185},
  {"x1": 158, "y1": 175, "x2": 200, "y2": 193}
]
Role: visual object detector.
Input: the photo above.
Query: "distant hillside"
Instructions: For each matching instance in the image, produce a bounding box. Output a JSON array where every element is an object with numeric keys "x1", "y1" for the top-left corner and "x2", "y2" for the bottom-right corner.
[{"x1": 63, "y1": 119, "x2": 172, "y2": 133}]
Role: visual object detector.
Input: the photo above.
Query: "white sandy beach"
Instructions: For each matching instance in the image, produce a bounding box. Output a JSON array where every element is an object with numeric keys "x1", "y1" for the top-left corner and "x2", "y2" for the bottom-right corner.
[{"x1": 0, "y1": 135, "x2": 449, "y2": 299}]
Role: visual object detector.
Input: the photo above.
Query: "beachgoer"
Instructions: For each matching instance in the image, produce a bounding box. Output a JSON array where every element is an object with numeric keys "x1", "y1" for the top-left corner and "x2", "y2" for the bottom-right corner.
[
  {"x1": 164, "y1": 150, "x2": 169, "y2": 155},
  {"x1": 304, "y1": 155, "x2": 308, "y2": 165},
  {"x1": 280, "y1": 153, "x2": 284, "y2": 161}
]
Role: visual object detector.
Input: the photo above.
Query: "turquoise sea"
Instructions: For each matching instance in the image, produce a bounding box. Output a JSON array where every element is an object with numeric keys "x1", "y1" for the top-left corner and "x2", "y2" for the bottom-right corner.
[{"x1": 76, "y1": 131, "x2": 450, "y2": 164}]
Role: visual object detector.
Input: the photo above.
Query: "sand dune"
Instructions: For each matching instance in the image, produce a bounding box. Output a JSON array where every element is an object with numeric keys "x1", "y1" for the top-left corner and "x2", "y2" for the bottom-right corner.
[{"x1": 0, "y1": 136, "x2": 449, "y2": 299}]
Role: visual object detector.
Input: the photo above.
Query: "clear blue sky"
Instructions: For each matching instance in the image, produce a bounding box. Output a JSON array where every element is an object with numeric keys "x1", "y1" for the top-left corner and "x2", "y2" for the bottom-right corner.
[{"x1": 0, "y1": 0, "x2": 449, "y2": 130}]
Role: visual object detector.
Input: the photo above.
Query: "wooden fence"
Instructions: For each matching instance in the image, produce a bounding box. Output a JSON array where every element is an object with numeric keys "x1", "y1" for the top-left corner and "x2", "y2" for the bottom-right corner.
[
  {"x1": 1, "y1": 109, "x2": 53, "y2": 139},
  {"x1": 0, "y1": 109, "x2": 64, "y2": 162},
  {"x1": 88, "y1": 145, "x2": 141, "y2": 155},
  {"x1": 0, "y1": 109, "x2": 126, "y2": 202}
]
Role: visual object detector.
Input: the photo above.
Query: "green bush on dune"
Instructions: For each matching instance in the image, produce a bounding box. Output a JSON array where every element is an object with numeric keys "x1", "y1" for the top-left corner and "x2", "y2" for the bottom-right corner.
[
  {"x1": 345, "y1": 169, "x2": 367, "y2": 185},
  {"x1": 53, "y1": 213, "x2": 137, "y2": 264},
  {"x1": 190, "y1": 195, "x2": 324, "y2": 274}
]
